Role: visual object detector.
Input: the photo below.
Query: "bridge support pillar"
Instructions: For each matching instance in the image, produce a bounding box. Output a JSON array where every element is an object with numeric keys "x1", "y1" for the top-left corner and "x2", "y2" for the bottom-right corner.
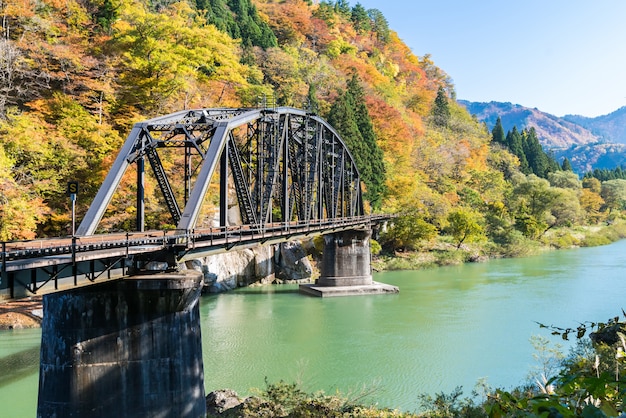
[
  {"x1": 318, "y1": 229, "x2": 373, "y2": 286},
  {"x1": 37, "y1": 271, "x2": 206, "y2": 418},
  {"x1": 300, "y1": 229, "x2": 398, "y2": 297}
]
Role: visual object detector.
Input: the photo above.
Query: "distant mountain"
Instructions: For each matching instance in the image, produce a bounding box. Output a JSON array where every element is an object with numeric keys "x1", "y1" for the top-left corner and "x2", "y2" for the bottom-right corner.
[
  {"x1": 551, "y1": 143, "x2": 626, "y2": 174},
  {"x1": 563, "y1": 107, "x2": 626, "y2": 144},
  {"x1": 458, "y1": 100, "x2": 626, "y2": 174},
  {"x1": 458, "y1": 100, "x2": 599, "y2": 148}
]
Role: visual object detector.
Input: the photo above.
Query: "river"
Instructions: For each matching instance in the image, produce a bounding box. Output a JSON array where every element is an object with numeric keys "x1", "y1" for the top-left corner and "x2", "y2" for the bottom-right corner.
[{"x1": 3, "y1": 240, "x2": 626, "y2": 416}]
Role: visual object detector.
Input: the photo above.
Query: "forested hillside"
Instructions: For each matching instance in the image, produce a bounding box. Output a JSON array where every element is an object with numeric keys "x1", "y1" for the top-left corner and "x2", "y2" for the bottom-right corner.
[
  {"x1": 458, "y1": 100, "x2": 599, "y2": 148},
  {"x1": 460, "y1": 100, "x2": 626, "y2": 175},
  {"x1": 1, "y1": 0, "x2": 623, "y2": 255}
]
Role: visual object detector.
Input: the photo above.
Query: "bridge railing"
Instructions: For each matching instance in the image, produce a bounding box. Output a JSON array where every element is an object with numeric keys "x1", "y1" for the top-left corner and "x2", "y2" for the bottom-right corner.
[
  {"x1": 182, "y1": 215, "x2": 388, "y2": 249},
  {"x1": 2, "y1": 231, "x2": 172, "y2": 261},
  {"x1": 1, "y1": 215, "x2": 391, "y2": 263}
]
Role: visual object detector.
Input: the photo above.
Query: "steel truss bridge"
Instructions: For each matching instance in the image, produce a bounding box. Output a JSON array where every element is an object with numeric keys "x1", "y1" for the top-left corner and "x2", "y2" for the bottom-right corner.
[{"x1": 1, "y1": 107, "x2": 385, "y2": 300}]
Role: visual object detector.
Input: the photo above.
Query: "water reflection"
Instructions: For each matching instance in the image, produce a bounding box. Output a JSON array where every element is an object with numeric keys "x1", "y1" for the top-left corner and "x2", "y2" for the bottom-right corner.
[
  {"x1": 0, "y1": 346, "x2": 40, "y2": 388},
  {"x1": 4, "y1": 240, "x2": 626, "y2": 415},
  {"x1": 0, "y1": 328, "x2": 42, "y2": 418}
]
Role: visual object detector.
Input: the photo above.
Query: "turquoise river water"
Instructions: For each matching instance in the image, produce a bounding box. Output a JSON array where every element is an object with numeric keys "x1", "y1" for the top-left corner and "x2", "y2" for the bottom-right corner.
[{"x1": 3, "y1": 239, "x2": 626, "y2": 416}]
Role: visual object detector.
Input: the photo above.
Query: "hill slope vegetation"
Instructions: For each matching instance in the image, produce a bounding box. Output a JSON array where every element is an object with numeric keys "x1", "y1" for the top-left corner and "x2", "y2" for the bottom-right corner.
[
  {"x1": 460, "y1": 100, "x2": 626, "y2": 174},
  {"x1": 1, "y1": 0, "x2": 624, "y2": 259}
]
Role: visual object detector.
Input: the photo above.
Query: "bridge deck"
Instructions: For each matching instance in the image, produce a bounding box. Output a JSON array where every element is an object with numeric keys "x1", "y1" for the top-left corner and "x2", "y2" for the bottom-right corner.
[{"x1": 1, "y1": 215, "x2": 390, "y2": 299}]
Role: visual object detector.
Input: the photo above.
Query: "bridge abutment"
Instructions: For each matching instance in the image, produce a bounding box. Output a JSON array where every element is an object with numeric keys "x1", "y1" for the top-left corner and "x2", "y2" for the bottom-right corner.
[
  {"x1": 300, "y1": 229, "x2": 398, "y2": 297},
  {"x1": 37, "y1": 271, "x2": 206, "y2": 418}
]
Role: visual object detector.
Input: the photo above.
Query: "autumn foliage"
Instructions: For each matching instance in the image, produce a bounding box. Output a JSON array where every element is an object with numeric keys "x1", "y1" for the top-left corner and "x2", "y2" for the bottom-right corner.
[{"x1": 0, "y1": 0, "x2": 617, "y2": 248}]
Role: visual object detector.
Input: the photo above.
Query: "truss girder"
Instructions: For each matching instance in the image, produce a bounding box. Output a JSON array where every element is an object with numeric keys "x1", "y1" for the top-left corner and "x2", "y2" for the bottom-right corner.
[
  {"x1": 145, "y1": 146, "x2": 181, "y2": 224},
  {"x1": 76, "y1": 107, "x2": 363, "y2": 235},
  {"x1": 227, "y1": 135, "x2": 257, "y2": 225}
]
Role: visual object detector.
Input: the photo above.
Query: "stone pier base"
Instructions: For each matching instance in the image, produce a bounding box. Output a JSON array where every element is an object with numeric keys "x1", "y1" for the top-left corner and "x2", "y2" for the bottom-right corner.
[
  {"x1": 300, "y1": 229, "x2": 398, "y2": 297},
  {"x1": 37, "y1": 271, "x2": 206, "y2": 418}
]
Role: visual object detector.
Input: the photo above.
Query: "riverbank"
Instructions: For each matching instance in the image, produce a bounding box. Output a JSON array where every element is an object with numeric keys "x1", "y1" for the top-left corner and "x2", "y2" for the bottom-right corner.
[{"x1": 372, "y1": 220, "x2": 626, "y2": 271}]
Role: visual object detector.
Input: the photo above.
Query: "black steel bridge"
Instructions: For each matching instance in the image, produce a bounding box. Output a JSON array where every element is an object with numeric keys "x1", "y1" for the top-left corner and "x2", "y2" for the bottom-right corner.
[{"x1": 1, "y1": 107, "x2": 387, "y2": 300}]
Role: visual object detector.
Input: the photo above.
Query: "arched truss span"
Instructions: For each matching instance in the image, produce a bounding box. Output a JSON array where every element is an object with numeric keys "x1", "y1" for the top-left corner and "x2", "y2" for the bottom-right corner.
[{"x1": 76, "y1": 107, "x2": 364, "y2": 235}]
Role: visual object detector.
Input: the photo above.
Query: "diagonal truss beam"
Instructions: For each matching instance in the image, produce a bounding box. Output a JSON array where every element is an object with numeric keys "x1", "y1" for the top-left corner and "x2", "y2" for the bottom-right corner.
[{"x1": 77, "y1": 107, "x2": 364, "y2": 236}]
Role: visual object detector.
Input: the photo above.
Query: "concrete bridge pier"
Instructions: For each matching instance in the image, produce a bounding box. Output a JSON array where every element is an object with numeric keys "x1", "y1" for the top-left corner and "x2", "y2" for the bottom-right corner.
[
  {"x1": 318, "y1": 229, "x2": 373, "y2": 286},
  {"x1": 37, "y1": 271, "x2": 206, "y2": 418},
  {"x1": 300, "y1": 229, "x2": 399, "y2": 297}
]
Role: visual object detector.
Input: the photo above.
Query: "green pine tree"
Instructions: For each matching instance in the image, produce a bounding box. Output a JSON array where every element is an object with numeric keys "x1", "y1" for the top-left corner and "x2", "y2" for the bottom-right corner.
[
  {"x1": 561, "y1": 157, "x2": 573, "y2": 171},
  {"x1": 349, "y1": 75, "x2": 386, "y2": 209},
  {"x1": 351, "y1": 3, "x2": 371, "y2": 34},
  {"x1": 491, "y1": 117, "x2": 505, "y2": 144},
  {"x1": 328, "y1": 89, "x2": 368, "y2": 180},
  {"x1": 522, "y1": 127, "x2": 556, "y2": 178},
  {"x1": 522, "y1": 128, "x2": 543, "y2": 176},
  {"x1": 307, "y1": 84, "x2": 320, "y2": 114},
  {"x1": 367, "y1": 9, "x2": 390, "y2": 43},
  {"x1": 547, "y1": 149, "x2": 561, "y2": 173},
  {"x1": 314, "y1": 1, "x2": 336, "y2": 26},
  {"x1": 506, "y1": 127, "x2": 529, "y2": 174},
  {"x1": 431, "y1": 86, "x2": 450, "y2": 127},
  {"x1": 198, "y1": 0, "x2": 277, "y2": 48},
  {"x1": 95, "y1": 0, "x2": 119, "y2": 30},
  {"x1": 328, "y1": 74, "x2": 386, "y2": 210},
  {"x1": 334, "y1": 0, "x2": 351, "y2": 17}
]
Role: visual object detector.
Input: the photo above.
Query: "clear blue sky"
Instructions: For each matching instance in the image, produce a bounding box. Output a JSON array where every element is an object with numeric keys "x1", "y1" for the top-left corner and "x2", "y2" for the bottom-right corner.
[{"x1": 354, "y1": 0, "x2": 626, "y2": 117}]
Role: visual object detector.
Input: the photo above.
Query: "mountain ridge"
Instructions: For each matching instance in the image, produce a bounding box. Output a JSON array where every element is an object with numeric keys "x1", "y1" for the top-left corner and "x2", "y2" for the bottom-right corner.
[
  {"x1": 563, "y1": 106, "x2": 626, "y2": 143},
  {"x1": 458, "y1": 100, "x2": 626, "y2": 173}
]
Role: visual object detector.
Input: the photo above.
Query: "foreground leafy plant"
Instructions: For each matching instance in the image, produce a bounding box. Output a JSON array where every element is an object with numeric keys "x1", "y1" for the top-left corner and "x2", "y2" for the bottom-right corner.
[{"x1": 484, "y1": 313, "x2": 626, "y2": 417}]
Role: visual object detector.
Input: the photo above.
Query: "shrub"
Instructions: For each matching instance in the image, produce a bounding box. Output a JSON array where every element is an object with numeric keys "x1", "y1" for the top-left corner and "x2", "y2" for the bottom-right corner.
[
  {"x1": 238, "y1": 379, "x2": 417, "y2": 418},
  {"x1": 433, "y1": 249, "x2": 467, "y2": 266},
  {"x1": 543, "y1": 231, "x2": 580, "y2": 249},
  {"x1": 370, "y1": 239, "x2": 382, "y2": 256},
  {"x1": 581, "y1": 233, "x2": 612, "y2": 247}
]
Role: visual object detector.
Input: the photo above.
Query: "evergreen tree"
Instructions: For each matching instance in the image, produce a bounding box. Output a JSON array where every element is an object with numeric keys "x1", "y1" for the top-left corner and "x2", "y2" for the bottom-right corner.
[
  {"x1": 334, "y1": 0, "x2": 351, "y2": 17},
  {"x1": 506, "y1": 127, "x2": 529, "y2": 173},
  {"x1": 521, "y1": 127, "x2": 558, "y2": 178},
  {"x1": 491, "y1": 116, "x2": 505, "y2": 145},
  {"x1": 328, "y1": 87, "x2": 367, "y2": 177},
  {"x1": 547, "y1": 149, "x2": 561, "y2": 173},
  {"x1": 431, "y1": 86, "x2": 450, "y2": 127},
  {"x1": 229, "y1": 0, "x2": 277, "y2": 48},
  {"x1": 349, "y1": 75, "x2": 386, "y2": 209},
  {"x1": 202, "y1": 0, "x2": 241, "y2": 37},
  {"x1": 561, "y1": 157, "x2": 573, "y2": 171},
  {"x1": 307, "y1": 84, "x2": 320, "y2": 114},
  {"x1": 350, "y1": 3, "x2": 371, "y2": 34},
  {"x1": 198, "y1": 0, "x2": 277, "y2": 48},
  {"x1": 314, "y1": 1, "x2": 336, "y2": 26},
  {"x1": 584, "y1": 166, "x2": 626, "y2": 181},
  {"x1": 368, "y1": 9, "x2": 390, "y2": 43},
  {"x1": 328, "y1": 74, "x2": 386, "y2": 209},
  {"x1": 522, "y1": 128, "x2": 549, "y2": 177},
  {"x1": 95, "y1": 0, "x2": 119, "y2": 29}
]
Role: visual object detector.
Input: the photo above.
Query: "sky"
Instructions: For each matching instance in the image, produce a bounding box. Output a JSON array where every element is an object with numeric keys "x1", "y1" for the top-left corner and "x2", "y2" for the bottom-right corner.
[{"x1": 354, "y1": 0, "x2": 626, "y2": 117}]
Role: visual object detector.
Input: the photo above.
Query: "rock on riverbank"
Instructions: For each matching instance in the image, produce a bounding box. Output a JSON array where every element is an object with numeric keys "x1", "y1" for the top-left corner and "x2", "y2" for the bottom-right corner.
[
  {"x1": 0, "y1": 297, "x2": 43, "y2": 329},
  {"x1": 0, "y1": 240, "x2": 313, "y2": 329}
]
